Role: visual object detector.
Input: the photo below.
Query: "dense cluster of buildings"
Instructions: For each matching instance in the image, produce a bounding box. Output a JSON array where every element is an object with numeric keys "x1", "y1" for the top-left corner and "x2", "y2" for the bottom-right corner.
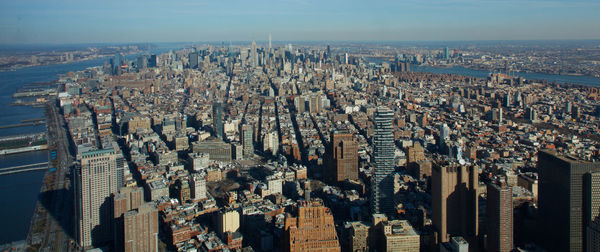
[{"x1": 55, "y1": 41, "x2": 600, "y2": 251}]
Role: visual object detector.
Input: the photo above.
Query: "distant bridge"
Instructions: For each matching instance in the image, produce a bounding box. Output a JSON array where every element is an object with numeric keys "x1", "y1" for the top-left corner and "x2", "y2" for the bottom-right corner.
[{"x1": 0, "y1": 162, "x2": 49, "y2": 176}]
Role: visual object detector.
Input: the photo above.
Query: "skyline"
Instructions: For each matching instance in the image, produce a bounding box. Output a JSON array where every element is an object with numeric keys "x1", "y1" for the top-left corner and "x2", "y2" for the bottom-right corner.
[{"x1": 1, "y1": 0, "x2": 599, "y2": 44}]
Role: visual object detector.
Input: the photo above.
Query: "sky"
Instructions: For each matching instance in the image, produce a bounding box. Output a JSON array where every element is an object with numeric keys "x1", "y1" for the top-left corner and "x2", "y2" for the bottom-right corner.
[{"x1": 0, "y1": 0, "x2": 599, "y2": 44}]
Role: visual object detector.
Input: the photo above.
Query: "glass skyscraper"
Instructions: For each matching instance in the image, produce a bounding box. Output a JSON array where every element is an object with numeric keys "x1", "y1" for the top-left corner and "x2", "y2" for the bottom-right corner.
[
  {"x1": 371, "y1": 106, "x2": 396, "y2": 216},
  {"x1": 213, "y1": 101, "x2": 224, "y2": 140}
]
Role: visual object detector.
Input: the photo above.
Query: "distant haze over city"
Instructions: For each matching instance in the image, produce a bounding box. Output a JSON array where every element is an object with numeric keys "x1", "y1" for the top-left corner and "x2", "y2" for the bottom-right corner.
[{"x1": 1, "y1": 0, "x2": 600, "y2": 44}]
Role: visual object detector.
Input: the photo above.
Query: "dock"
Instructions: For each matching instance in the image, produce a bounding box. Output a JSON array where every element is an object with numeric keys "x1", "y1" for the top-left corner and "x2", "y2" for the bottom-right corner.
[
  {"x1": 0, "y1": 132, "x2": 48, "y2": 155},
  {"x1": 12, "y1": 89, "x2": 57, "y2": 98}
]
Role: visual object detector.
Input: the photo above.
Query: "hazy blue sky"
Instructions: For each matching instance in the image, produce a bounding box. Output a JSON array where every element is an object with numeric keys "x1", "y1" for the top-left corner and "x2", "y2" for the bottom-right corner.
[{"x1": 0, "y1": 0, "x2": 599, "y2": 44}]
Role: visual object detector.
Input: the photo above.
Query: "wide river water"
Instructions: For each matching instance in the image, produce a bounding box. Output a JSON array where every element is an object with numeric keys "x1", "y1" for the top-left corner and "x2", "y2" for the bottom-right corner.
[{"x1": 0, "y1": 46, "x2": 176, "y2": 244}]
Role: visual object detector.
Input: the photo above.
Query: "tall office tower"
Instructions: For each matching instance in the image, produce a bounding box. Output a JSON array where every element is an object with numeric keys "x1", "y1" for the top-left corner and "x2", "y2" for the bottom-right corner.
[
  {"x1": 75, "y1": 148, "x2": 124, "y2": 248},
  {"x1": 283, "y1": 200, "x2": 341, "y2": 252},
  {"x1": 268, "y1": 33, "x2": 272, "y2": 52},
  {"x1": 371, "y1": 107, "x2": 396, "y2": 216},
  {"x1": 188, "y1": 52, "x2": 199, "y2": 69},
  {"x1": 537, "y1": 150, "x2": 600, "y2": 252},
  {"x1": 325, "y1": 129, "x2": 358, "y2": 183},
  {"x1": 487, "y1": 182, "x2": 513, "y2": 252},
  {"x1": 241, "y1": 124, "x2": 254, "y2": 158},
  {"x1": 113, "y1": 187, "x2": 144, "y2": 252},
  {"x1": 326, "y1": 45, "x2": 331, "y2": 59},
  {"x1": 136, "y1": 55, "x2": 147, "y2": 70},
  {"x1": 251, "y1": 40, "x2": 257, "y2": 67},
  {"x1": 123, "y1": 203, "x2": 159, "y2": 252},
  {"x1": 498, "y1": 108, "x2": 503, "y2": 124},
  {"x1": 344, "y1": 53, "x2": 349, "y2": 64},
  {"x1": 432, "y1": 161, "x2": 479, "y2": 245},
  {"x1": 585, "y1": 172, "x2": 600, "y2": 252},
  {"x1": 212, "y1": 101, "x2": 224, "y2": 140},
  {"x1": 504, "y1": 93, "x2": 512, "y2": 107},
  {"x1": 526, "y1": 107, "x2": 537, "y2": 121},
  {"x1": 444, "y1": 47, "x2": 450, "y2": 59},
  {"x1": 111, "y1": 53, "x2": 123, "y2": 75},
  {"x1": 588, "y1": 218, "x2": 600, "y2": 252},
  {"x1": 148, "y1": 54, "x2": 158, "y2": 68}
]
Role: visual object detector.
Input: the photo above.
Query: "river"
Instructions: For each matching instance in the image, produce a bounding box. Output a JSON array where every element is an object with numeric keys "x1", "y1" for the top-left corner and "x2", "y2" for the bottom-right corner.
[
  {"x1": 411, "y1": 65, "x2": 600, "y2": 87},
  {"x1": 0, "y1": 45, "x2": 179, "y2": 245},
  {"x1": 365, "y1": 57, "x2": 600, "y2": 87}
]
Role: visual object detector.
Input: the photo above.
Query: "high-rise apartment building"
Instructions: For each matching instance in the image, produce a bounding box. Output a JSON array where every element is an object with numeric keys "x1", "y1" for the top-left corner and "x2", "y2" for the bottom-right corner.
[
  {"x1": 113, "y1": 187, "x2": 144, "y2": 252},
  {"x1": 213, "y1": 101, "x2": 224, "y2": 140},
  {"x1": 75, "y1": 147, "x2": 124, "y2": 248},
  {"x1": 123, "y1": 203, "x2": 159, "y2": 252},
  {"x1": 325, "y1": 129, "x2": 358, "y2": 183},
  {"x1": 538, "y1": 150, "x2": 600, "y2": 252},
  {"x1": 283, "y1": 200, "x2": 341, "y2": 252},
  {"x1": 371, "y1": 107, "x2": 396, "y2": 216},
  {"x1": 217, "y1": 209, "x2": 240, "y2": 238},
  {"x1": 432, "y1": 161, "x2": 479, "y2": 245},
  {"x1": 487, "y1": 182, "x2": 513, "y2": 252}
]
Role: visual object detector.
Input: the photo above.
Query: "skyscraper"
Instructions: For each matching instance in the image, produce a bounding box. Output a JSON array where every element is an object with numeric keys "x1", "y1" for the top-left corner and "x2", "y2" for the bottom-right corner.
[
  {"x1": 444, "y1": 47, "x2": 450, "y2": 59},
  {"x1": 75, "y1": 147, "x2": 124, "y2": 248},
  {"x1": 213, "y1": 101, "x2": 224, "y2": 140},
  {"x1": 432, "y1": 161, "x2": 479, "y2": 245},
  {"x1": 585, "y1": 172, "x2": 600, "y2": 252},
  {"x1": 268, "y1": 33, "x2": 272, "y2": 52},
  {"x1": 148, "y1": 54, "x2": 158, "y2": 68},
  {"x1": 537, "y1": 150, "x2": 600, "y2": 252},
  {"x1": 325, "y1": 129, "x2": 358, "y2": 183},
  {"x1": 371, "y1": 107, "x2": 396, "y2": 216},
  {"x1": 588, "y1": 217, "x2": 600, "y2": 252},
  {"x1": 189, "y1": 52, "x2": 199, "y2": 69},
  {"x1": 251, "y1": 40, "x2": 257, "y2": 67},
  {"x1": 487, "y1": 181, "x2": 513, "y2": 252},
  {"x1": 241, "y1": 124, "x2": 254, "y2": 158},
  {"x1": 111, "y1": 53, "x2": 123, "y2": 75},
  {"x1": 283, "y1": 200, "x2": 340, "y2": 252},
  {"x1": 136, "y1": 55, "x2": 147, "y2": 70}
]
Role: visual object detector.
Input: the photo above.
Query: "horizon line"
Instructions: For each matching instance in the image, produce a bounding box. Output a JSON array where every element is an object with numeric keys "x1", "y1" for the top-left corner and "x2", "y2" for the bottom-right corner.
[{"x1": 1, "y1": 38, "x2": 600, "y2": 47}]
